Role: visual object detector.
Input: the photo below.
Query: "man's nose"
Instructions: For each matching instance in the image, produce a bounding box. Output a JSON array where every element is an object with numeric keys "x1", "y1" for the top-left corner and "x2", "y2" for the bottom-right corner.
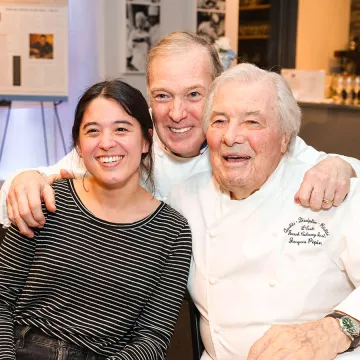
[
  {"x1": 222, "y1": 124, "x2": 246, "y2": 146},
  {"x1": 169, "y1": 98, "x2": 187, "y2": 123}
]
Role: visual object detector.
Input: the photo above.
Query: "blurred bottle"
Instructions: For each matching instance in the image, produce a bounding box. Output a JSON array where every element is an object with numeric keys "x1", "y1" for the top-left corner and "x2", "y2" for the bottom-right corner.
[
  {"x1": 333, "y1": 75, "x2": 345, "y2": 104},
  {"x1": 345, "y1": 76, "x2": 355, "y2": 105},
  {"x1": 354, "y1": 76, "x2": 360, "y2": 106},
  {"x1": 349, "y1": 36, "x2": 359, "y2": 51}
]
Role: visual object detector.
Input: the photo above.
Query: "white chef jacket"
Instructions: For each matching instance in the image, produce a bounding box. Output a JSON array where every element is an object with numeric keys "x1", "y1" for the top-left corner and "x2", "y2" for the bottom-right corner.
[
  {"x1": 1, "y1": 136, "x2": 360, "y2": 228},
  {"x1": 168, "y1": 156, "x2": 360, "y2": 360}
]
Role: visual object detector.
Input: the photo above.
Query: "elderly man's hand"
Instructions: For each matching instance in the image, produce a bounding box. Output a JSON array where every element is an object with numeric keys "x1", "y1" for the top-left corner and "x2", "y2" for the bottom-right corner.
[
  {"x1": 294, "y1": 156, "x2": 355, "y2": 211},
  {"x1": 6, "y1": 169, "x2": 73, "y2": 238},
  {"x1": 247, "y1": 318, "x2": 351, "y2": 360}
]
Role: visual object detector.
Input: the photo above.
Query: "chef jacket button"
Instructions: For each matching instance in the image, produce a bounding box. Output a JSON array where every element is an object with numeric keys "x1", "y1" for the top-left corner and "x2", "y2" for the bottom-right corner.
[
  {"x1": 208, "y1": 230, "x2": 216, "y2": 238},
  {"x1": 163, "y1": 196, "x2": 167, "y2": 202},
  {"x1": 209, "y1": 277, "x2": 217, "y2": 285},
  {"x1": 269, "y1": 279, "x2": 277, "y2": 287},
  {"x1": 214, "y1": 326, "x2": 221, "y2": 334},
  {"x1": 158, "y1": 152, "x2": 164, "y2": 158}
]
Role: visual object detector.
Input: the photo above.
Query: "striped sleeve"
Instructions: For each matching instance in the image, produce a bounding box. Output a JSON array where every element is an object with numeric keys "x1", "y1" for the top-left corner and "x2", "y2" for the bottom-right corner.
[
  {"x1": 0, "y1": 225, "x2": 37, "y2": 360},
  {"x1": 108, "y1": 221, "x2": 192, "y2": 360}
]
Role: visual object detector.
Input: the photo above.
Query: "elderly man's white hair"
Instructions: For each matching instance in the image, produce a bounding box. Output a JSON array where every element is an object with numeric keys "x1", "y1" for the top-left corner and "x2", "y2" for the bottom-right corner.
[{"x1": 203, "y1": 63, "x2": 301, "y2": 147}]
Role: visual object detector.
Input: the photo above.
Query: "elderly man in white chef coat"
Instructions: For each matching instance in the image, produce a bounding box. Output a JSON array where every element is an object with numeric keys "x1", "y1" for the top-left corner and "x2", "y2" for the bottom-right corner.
[{"x1": 169, "y1": 63, "x2": 360, "y2": 360}]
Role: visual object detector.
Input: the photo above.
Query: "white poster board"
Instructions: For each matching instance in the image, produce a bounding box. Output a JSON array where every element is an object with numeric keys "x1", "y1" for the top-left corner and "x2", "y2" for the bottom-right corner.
[
  {"x1": 0, "y1": 0, "x2": 68, "y2": 101},
  {"x1": 281, "y1": 69, "x2": 326, "y2": 103}
]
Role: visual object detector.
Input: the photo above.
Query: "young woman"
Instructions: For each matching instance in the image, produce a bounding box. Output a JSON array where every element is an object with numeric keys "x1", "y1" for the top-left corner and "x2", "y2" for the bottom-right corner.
[{"x1": 0, "y1": 80, "x2": 192, "y2": 360}]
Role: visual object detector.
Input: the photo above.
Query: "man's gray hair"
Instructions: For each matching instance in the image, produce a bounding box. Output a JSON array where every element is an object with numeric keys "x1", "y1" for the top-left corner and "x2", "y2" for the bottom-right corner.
[{"x1": 203, "y1": 63, "x2": 301, "y2": 146}]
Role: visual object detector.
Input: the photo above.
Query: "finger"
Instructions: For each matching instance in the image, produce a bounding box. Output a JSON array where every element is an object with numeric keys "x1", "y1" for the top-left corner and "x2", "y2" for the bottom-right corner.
[
  {"x1": 45, "y1": 174, "x2": 59, "y2": 185},
  {"x1": 247, "y1": 338, "x2": 267, "y2": 360},
  {"x1": 9, "y1": 193, "x2": 35, "y2": 238},
  {"x1": 14, "y1": 187, "x2": 43, "y2": 228},
  {"x1": 309, "y1": 186, "x2": 325, "y2": 211},
  {"x1": 13, "y1": 214, "x2": 35, "y2": 238},
  {"x1": 294, "y1": 181, "x2": 313, "y2": 208},
  {"x1": 321, "y1": 186, "x2": 336, "y2": 210},
  {"x1": 255, "y1": 338, "x2": 283, "y2": 360},
  {"x1": 333, "y1": 180, "x2": 350, "y2": 207},
  {"x1": 27, "y1": 188, "x2": 47, "y2": 226},
  {"x1": 248, "y1": 330, "x2": 277, "y2": 360},
  {"x1": 42, "y1": 185, "x2": 56, "y2": 213},
  {"x1": 60, "y1": 169, "x2": 75, "y2": 179}
]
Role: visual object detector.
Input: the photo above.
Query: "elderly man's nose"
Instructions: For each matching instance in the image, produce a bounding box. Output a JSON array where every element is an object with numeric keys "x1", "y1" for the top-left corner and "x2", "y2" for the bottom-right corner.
[{"x1": 222, "y1": 127, "x2": 246, "y2": 146}]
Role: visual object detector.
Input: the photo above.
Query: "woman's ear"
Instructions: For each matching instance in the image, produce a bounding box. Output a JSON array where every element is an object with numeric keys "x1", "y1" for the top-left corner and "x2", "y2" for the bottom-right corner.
[
  {"x1": 142, "y1": 129, "x2": 153, "y2": 154},
  {"x1": 76, "y1": 145, "x2": 82, "y2": 158}
]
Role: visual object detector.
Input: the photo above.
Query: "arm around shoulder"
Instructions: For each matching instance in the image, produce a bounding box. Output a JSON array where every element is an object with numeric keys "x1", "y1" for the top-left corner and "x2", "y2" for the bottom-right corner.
[{"x1": 1, "y1": 150, "x2": 84, "y2": 234}]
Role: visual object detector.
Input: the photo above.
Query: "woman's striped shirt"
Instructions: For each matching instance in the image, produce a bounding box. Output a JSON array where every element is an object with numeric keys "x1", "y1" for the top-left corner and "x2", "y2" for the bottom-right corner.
[{"x1": 0, "y1": 180, "x2": 192, "y2": 360}]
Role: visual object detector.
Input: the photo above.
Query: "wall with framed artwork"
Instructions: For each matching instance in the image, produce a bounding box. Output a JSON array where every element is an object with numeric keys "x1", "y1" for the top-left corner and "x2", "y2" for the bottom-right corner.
[{"x1": 103, "y1": 0, "x2": 239, "y2": 96}]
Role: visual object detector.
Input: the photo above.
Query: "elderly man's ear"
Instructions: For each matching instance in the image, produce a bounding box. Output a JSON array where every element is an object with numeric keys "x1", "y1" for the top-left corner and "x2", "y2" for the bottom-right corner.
[{"x1": 281, "y1": 134, "x2": 291, "y2": 155}]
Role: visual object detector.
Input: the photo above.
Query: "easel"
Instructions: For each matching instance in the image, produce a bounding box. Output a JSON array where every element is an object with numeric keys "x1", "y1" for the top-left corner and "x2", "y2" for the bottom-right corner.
[{"x1": 0, "y1": 100, "x2": 67, "y2": 166}]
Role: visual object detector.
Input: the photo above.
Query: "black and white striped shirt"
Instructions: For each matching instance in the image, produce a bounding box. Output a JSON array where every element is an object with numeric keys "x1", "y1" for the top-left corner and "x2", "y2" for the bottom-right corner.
[{"x1": 0, "y1": 180, "x2": 192, "y2": 360}]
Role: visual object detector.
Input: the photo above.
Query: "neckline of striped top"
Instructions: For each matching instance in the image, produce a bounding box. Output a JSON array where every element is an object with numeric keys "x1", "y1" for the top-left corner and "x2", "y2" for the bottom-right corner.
[{"x1": 62, "y1": 179, "x2": 165, "y2": 229}]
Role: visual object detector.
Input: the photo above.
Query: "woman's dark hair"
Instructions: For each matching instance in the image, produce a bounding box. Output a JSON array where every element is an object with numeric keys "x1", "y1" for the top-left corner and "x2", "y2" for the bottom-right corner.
[{"x1": 72, "y1": 79, "x2": 154, "y2": 192}]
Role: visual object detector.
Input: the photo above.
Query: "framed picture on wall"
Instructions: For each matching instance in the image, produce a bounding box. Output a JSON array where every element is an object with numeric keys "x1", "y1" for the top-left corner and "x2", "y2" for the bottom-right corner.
[
  {"x1": 124, "y1": 0, "x2": 161, "y2": 74},
  {"x1": 196, "y1": 0, "x2": 226, "y2": 44},
  {"x1": 197, "y1": 0, "x2": 226, "y2": 11}
]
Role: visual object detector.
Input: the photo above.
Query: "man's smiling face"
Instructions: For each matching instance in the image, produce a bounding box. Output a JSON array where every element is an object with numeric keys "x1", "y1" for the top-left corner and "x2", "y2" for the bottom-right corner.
[{"x1": 148, "y1": 47, "x2": 213, "y2": 157}]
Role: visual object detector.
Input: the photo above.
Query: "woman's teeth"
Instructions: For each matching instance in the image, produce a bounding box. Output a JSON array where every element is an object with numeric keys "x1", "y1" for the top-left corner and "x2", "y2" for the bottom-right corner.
[
  {"x1": 170, "y1": 127, "x2": 192, "y2": 134},
  {"x1": 98, "y1": 156, "x2": 123, "y2": 163}
]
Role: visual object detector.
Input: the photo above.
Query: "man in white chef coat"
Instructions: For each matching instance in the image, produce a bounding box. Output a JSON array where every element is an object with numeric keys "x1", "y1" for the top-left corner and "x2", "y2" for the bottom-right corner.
[
  {"x1": 0, "y1": 31, "x2": 359, "y2": 238},
  {"x1": 169, "y1": 63, "x2": 360, "y2": 359}
]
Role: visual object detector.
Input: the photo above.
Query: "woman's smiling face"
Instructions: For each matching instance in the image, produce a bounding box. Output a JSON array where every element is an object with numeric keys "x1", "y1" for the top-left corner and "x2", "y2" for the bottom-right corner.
[{"x1": 77, "y1": 97, "x2": 149, "y2": 188}]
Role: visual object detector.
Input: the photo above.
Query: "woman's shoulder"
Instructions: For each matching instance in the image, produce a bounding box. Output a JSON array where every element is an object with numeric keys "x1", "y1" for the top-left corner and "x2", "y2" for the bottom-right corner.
[{"x1": 159, "y1": 202, "x2": 190, "y2": 229}]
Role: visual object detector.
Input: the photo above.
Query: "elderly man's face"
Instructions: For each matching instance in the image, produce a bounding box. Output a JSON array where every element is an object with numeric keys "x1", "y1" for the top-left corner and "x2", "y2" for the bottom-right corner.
[{"x1": 206, "y1": 79, "x2": 289, "y2": 199}]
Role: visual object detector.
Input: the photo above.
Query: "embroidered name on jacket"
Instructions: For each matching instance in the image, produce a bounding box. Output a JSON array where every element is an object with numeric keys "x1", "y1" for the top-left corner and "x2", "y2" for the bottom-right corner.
[{"x1": 283, "y1": 217, "x2": 330, "y2": 246}]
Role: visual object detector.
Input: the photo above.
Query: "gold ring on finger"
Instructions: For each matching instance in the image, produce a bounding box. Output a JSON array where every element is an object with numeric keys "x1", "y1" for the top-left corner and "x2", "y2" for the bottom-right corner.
[{"x1": 322, "y1": 198, "x2": 334, "y2": 204}]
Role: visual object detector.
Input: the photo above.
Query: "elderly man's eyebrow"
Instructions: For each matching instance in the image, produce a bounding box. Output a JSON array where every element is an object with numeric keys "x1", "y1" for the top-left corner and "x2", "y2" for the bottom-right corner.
[
  {"x1": 245, "y1": 110, "x2": 261, "y2": 116},
  {"x1": 211, "y1": 111, "x2": 227, "y2": 117}
]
